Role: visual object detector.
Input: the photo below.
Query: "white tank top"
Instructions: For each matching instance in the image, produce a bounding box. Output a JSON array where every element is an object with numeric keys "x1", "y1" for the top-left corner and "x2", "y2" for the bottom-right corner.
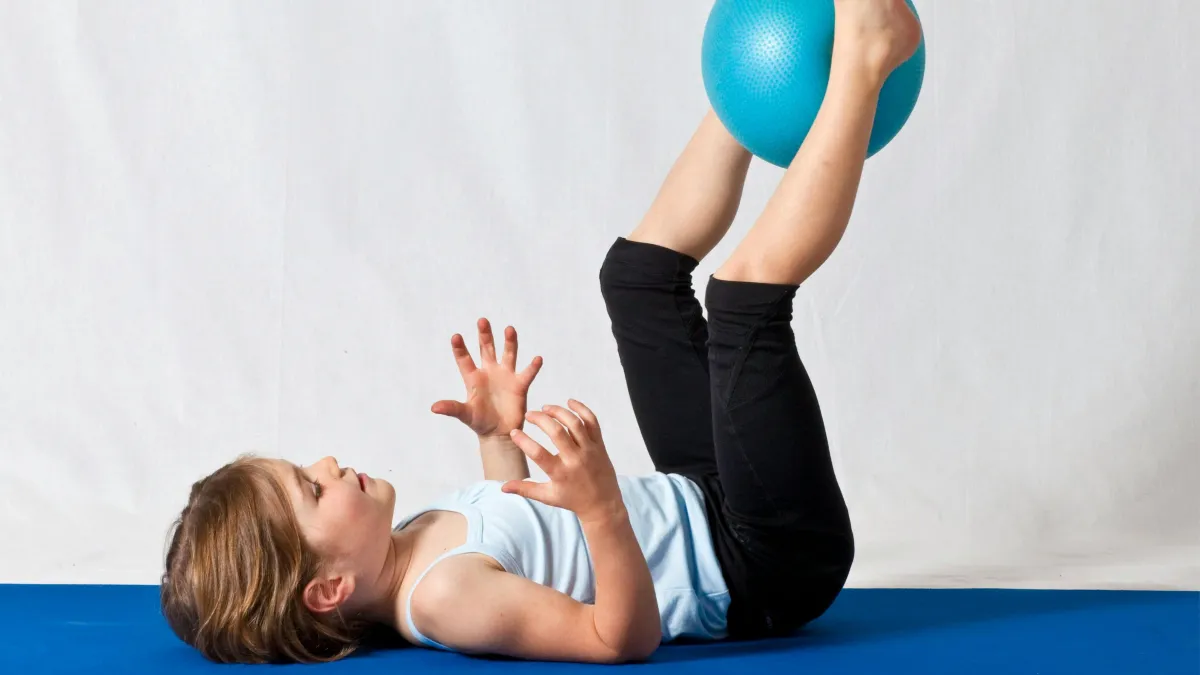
[{"x1": 394, "y1": 472, "x2": 731, "y2": 649}]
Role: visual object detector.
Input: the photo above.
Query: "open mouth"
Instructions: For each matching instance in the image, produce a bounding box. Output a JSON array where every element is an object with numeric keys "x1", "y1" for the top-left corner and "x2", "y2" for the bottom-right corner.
[{"x1": 357, "y1": 472, "x2": 367, "y2": 491}]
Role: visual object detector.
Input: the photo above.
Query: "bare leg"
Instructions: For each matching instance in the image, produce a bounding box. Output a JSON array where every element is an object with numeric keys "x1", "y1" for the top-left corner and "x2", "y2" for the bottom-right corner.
[
  {"x1": 599, "y1": 114, "x2": 751, "y2": 479},
  {"x1": 627, "y1": 111, "x2": 753, "y2": 262},
  {"x1": 714, "y1": 0, "x2": 922, "y2": 285}
]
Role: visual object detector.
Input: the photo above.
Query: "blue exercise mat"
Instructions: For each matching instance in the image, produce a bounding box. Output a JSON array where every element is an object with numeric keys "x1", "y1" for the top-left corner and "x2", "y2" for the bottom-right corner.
[{"x1": 1, "y1": 586, "x2": 1195, "y2": 673}]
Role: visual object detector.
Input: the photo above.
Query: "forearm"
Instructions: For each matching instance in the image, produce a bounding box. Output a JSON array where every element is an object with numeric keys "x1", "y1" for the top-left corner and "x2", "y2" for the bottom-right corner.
[
  {"x1": 581, "y1": 505, "x2": 661, "y2": 660},
  {"x1": 479, "y1": 436, "x2": 530, "y2": 482}
]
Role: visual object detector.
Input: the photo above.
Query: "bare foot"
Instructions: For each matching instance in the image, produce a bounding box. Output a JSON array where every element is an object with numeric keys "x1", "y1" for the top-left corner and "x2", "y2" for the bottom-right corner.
[{"x1": 832, "y1": 0, "x2": 922, "y2": 83}]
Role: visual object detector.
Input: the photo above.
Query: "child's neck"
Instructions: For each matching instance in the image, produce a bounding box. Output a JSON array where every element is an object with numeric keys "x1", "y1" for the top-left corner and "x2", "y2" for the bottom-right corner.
[{"x1": 352, "y1": 530, "x2": 417, "y2": 628}]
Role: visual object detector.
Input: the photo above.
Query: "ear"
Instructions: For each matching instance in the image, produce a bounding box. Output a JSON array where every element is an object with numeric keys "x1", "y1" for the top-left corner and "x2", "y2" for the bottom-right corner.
[{"x1": 302, "y1": 574, "x2": 356, "y2": 615}]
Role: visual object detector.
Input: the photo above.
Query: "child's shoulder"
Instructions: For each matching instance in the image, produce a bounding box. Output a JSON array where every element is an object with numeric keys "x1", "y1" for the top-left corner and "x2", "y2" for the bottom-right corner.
[{"x1": 403, "y1": 551, "x2": 506, "y2": 643}]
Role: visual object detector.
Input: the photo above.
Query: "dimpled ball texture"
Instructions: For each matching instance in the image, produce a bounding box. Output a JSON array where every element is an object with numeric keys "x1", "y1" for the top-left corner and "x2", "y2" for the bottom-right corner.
[{"x1": 702, "y1": 0, "x2": 926, "y2": 167}]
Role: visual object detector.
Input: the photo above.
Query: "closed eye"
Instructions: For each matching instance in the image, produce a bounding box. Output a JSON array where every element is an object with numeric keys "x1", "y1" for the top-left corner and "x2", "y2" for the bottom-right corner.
[{"x1": 292, "y1": 465, "x2": 324, "y2": 502}]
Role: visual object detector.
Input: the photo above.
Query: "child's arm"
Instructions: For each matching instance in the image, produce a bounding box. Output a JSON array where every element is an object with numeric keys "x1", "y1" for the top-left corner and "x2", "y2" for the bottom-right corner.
[
  {"x1": 498, "y1": 401, "x2": 661, "y2": 661},
  {"x1": 411, "y1": 520, "x2": 660, "y2": 663},
  {"x1": 412, "y1": 401, "x2": 662, "y2": 662},
  {"x1": 477, "y1": 435, "x2": 529, "y2": 482}
]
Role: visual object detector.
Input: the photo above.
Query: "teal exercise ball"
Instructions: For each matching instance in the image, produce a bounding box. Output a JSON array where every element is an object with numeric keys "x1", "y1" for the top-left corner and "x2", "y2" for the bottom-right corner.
[{"x1": 701, "y1": 0, "x2": 926, "y2": 167}]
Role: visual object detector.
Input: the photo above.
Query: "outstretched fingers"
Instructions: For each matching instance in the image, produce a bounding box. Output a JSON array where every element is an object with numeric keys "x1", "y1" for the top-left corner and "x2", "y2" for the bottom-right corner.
[
  {"x1": 518, "y1": 355, "x2": 544, "y2": 387},
  {"x1": 509, "y1": 427, "x2": 561, "y2": 476},
  {"x1": 449, "y1": 333, "x2": 477, "y2": 380},
  {"x1": 500, "y1": 478, "x2": 550, "y2": 502},
  {"x1": 540, "y1": 405, "x2": 587, "y2": 445},
  {"x1": 502, "y1": 325, "x2": 519, "y2": 370},
  {"x1": 524, "y1": 410, "x2": 578, "y2": 456},
  {"x1": 477, "y1": 318, "x2": 498, "y2": 364},
  {"x1": 504, "y1": 324, "x2": 543, "y2": 384},
  {"x1": 431, "y1": 399, "x2": 467, "y2": 422},
  {"x1": 567, "y1": 399, "x2": 602, "y2": 441}
]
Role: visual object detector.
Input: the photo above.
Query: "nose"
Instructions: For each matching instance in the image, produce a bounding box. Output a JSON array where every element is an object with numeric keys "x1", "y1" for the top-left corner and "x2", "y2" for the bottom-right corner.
[{"x1": 317, "y1": 456, "x2": 340, "y2": 474}]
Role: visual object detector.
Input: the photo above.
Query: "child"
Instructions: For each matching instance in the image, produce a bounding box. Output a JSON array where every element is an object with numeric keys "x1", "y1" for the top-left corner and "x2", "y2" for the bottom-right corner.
[{"x1": 160, "y1": 0, "x2": 921, "y2": 664}]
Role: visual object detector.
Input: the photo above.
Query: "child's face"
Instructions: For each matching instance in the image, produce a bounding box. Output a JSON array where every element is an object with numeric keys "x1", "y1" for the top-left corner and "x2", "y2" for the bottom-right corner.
[{"x1": 265, "y1": 457, "x2": 397, "y2": 572}]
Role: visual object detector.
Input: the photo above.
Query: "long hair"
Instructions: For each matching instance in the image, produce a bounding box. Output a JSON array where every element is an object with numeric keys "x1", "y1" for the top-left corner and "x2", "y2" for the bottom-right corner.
[{"x1": 159, "y1": 456, "x2": 368, "y2": 663}]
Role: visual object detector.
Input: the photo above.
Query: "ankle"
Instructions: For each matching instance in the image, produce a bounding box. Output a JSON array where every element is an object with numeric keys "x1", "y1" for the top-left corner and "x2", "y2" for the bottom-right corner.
[
  {"x1": 831, "y1": 0, "x2": 922, "y2": 82},
  {"x1": 829, "y1": 46, "x2": 892, "y2": 92}
]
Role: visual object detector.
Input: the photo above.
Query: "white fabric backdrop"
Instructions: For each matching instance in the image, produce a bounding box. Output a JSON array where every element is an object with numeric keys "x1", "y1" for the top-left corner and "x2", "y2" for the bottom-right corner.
[{"x1": 1, "y1": 1, "x2": 1196, "y2": 587}]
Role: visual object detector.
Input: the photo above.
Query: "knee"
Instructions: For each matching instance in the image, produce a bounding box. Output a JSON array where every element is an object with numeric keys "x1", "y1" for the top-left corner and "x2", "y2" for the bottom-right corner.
[
  {"x1": 712, "y1": 259, "x2": 758, "y2": 284},
  {"x1": 598, "y1": 238, "x2": 634, "y2": 288},
  {"x1": 703, "y1": 276, "x2": 799, "y2": 330},
  {"x1": 599, "y1": 237, "x2": 694, "y2": 299},
  {"x1": 597, "y1": 251, "x2": 626, "y2": 301},
  {"x1": 598, "y1": 247, "x2": 649, "y2": 316},
  {"x1": 714, "y1": 251, "x2": 816, "y2": 287}
]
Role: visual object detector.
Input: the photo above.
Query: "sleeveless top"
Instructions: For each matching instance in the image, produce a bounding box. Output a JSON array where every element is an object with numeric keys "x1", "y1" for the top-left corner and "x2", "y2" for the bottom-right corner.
[{"x1": 393, "y1": 472, "x2": 731, "y2": 650}]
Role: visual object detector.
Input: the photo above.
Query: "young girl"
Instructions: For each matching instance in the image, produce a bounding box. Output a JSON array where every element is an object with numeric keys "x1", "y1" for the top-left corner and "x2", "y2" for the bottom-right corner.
[{"x1": 160, "y1": 0, "x2": 921, "y2": 664}]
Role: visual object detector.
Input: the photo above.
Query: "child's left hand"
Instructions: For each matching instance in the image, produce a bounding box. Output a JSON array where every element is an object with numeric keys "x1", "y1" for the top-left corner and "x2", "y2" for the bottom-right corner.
[{"x1": 432, "y1": 318, "x2": 544, "y2": 438}]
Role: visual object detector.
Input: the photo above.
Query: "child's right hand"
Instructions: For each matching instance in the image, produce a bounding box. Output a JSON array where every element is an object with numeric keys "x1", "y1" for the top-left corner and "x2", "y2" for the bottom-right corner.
[
  {"x1": 431, "y1": 318, "x2": 543, "y2": 439},
  {"x1": 502, "y1": 400, "x2": 626, "y2": 525}
]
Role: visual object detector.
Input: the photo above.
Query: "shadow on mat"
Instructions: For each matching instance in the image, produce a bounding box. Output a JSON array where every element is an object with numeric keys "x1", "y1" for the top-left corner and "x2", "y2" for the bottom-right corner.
[{"x1": 646, "y1": 588, "x2": 1171, "y2": 663}]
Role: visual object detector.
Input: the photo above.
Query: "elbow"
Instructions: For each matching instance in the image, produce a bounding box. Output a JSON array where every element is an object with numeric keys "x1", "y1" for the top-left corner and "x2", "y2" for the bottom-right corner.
[
  {"x1": 627, "y1": 635, "x2": 662, "y2": 662},
  {"x1": 607, "y1": 633, "x2": 661, "y2": 664},
  {"x1": 587, "y1": 604, "x2": 662, "y2": 663}
]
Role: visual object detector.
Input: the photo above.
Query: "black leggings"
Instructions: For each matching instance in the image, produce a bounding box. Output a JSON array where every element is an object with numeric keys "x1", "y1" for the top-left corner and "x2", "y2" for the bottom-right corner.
[{"x1": 599, "y1": 237, "x2": 854, "y2": 639}]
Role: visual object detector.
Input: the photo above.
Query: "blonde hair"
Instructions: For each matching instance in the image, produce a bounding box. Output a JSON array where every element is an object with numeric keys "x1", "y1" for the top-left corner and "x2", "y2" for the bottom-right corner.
[{"x1": 160, "y1": 456, "x2": 367, "y2": 663}]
